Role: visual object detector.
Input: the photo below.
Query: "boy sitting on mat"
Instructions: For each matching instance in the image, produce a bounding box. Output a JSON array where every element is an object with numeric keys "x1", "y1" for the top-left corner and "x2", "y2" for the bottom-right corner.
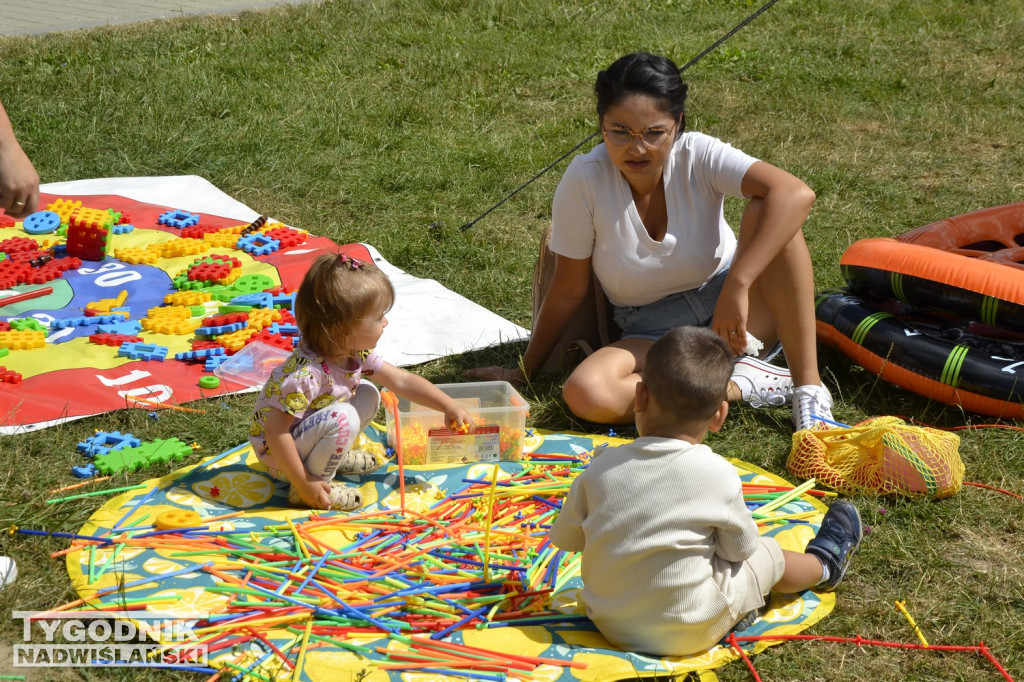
[{"x1": 549, "y1": 326, "x2": 863, "y2": 657}]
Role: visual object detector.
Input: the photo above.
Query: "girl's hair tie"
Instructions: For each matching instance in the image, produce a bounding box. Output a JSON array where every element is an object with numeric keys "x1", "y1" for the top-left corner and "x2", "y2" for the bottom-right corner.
[{"x1": 338, "y1": 254, "x2": 363, "y2": 270}]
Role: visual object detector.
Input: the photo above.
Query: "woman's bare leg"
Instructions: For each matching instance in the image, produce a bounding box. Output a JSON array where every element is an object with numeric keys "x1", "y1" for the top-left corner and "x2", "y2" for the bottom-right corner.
[{"x1": 562, "y1": 338, "x2": 653, "y2": 424}]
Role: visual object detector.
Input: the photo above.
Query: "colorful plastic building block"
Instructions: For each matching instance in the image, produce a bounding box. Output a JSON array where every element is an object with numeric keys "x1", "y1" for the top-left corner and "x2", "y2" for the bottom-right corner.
[
  {"x1": 9, "y1": 318, "x2": 47, "y2": 332},
  {"x1": 0, "y1": 330, "x2": 46, "y2": 350},
  {"x1": 175, "y1": 347, "x2": 226, "y2": 361},
  {"x1": 93, "y1": 437, "x2": 194, "y2": 475},
  {"x1": 263, "y1": 226, "x2": 308, "y2": 249},
  {"x1": 236, "y1": 233, "x2": 281, "y2": 256},
  {"x1": 0, "y1": 367, "x2": 22, "y2": 384},
  {"x1": 77, "y1": 430, "x2": 142, "y2": 456},
  {"x1": 22, "y1": 211, "x2": 61, "y2": 235},
  {"x1": 158, "y1": 209, "x2": 201, "y2": 229},
  {"x1": 204, "y1": 354, "x2": 230, "y2": 372},
  {"x1": 195, "y1": 321, "x2": 248, "y2": 337},
  {"x1": 72, "y1": 463, "x2": 98, "y2": 478},
  {"x1": 96, "y1": 319, "x2": 143, "y2": 336},
  {"x1": 45, "y1": 198, "x2": 82, "y2": 222},
  {"x1": 111, "y1": 224, "x2": 135, "y2": 235},
  {"x1": 89, "y1": 332, "x2": 144, "y2": 347},
  {"x1": 118, "y1": 342, "x2": 169, "y2": 361}
]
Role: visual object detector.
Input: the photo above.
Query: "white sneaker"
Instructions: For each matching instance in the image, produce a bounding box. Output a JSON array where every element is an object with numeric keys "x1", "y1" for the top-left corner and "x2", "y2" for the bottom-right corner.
[
  {"x1": 792, "y1": 384, "x2": 834, "y2": 432},
  {"x1": 731, "y1": 357, "x2": 794, "y2": 407},
  {"x1": 0, "y1": 556, "x2": 17, "y2": 586}
]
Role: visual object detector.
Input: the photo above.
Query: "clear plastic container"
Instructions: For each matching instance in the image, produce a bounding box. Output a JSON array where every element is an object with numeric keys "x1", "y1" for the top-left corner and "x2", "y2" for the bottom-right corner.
[
  {"x1": 213, "y1": 341, "x2": 292, "y2": 388},
  {"x1": 384, "y1": 381, "x2": 529, "y2": 465}
]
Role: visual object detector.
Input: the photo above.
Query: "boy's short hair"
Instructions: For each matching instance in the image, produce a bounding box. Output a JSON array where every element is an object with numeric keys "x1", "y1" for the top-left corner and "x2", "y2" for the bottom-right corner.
[{"x1": 643, "y1": 327, "x2": 734, "y2": 422}]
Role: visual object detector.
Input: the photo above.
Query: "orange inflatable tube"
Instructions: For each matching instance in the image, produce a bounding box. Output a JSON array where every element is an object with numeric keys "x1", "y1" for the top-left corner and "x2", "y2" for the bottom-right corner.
[{"x1": 817, "y1": 202, "x2": 1024, "y2": 419}]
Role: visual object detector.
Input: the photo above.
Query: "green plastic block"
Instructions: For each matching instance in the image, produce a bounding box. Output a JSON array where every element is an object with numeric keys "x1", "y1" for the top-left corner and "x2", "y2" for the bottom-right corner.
[{"x1": 94, "y1": 437, "x2": 193, "y2": 475}]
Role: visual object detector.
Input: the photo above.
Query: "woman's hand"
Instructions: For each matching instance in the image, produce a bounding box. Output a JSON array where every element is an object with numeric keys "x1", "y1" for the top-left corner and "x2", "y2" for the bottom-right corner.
[
  {"x1": 463, "y1": 366, "x2": 526, "y2": 386},
  {"x1": 711, "y1": 278, "x2": 751, "y2": 356}
]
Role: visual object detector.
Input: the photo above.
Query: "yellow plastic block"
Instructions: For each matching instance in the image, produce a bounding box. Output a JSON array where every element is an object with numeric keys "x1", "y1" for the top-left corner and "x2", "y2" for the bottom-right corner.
[
  {"x1": 86, "y1": 290, "x2": 129, "y2": 314},
  {"x1": 46, "y1": 198, "x2": 82, "y2": 223},
  {"x1": 140, "y1": 317, "x2": 201, "y2": 335},
  {"x1": 247, "y1": 308, "x2": 281, "y2": 332},
  {"x1": 159, "y1": 238, "x2": 207, "y2": 258},
  {"x1": 145, "y1": 305, "x2": 192, "y2": 320},
  {"x1": 164, "y1": 291, "x2": 212, "y2": 306},
  {"x1": 114, "y1": 246, "x2": 161, "y2": 265},
  {"x1": 69, "y1": 207, "x2": 114, "y2": 231},
  {"x1": 0, "y1": 330, "x2": 46, "y2": 350},
  {"x1": 202, "y1": 233, "x2": 242, "y2": 249},
  {"x1": 214, "y1": 328, "x2": 253, "y2": 352}
]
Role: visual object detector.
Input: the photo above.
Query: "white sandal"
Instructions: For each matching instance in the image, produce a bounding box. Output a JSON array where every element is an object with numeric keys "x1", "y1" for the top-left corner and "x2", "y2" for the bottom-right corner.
[
  {"x1": 288, "y1": 482, "x2": 363, "y2": 511},
  {"x1": 335, "y1": 449, "x2": 381, "y2": 475}
]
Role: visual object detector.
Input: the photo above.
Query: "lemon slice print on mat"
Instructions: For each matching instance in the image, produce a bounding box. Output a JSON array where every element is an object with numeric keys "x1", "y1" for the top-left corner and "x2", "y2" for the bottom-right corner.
[
  {"x1": 523, "y1": 430, "x2": 545, "y2": 454},
  {"x1": 193, "y1": 471, "x2": 273, "y2": 508},
  {"x1": 147, "y1": 586, "x2": 229, "y2": 618},
  {"x1": 663, "y1": 648, "x2": 720, "y2": 672},
  {"x1": 570, "y1": 651, "x2": 646, "y2": 681},
  {"x1": 461, "y1": 624, "x2": 552, "y2": 657},
  {"x1": 304, "y1": 650, "x2": 389, "y2": 682},
  {"x1": 71, "y1": 572, "x2": 150, "y2": 599},
  {"x1": 142, "y1": 557, "x2": 186, "y2": 575},
  {"x1": 380, "y1": 482, "x2": 439, "y2": 513},
  {"x1": 466, "y1": 463, "x2": 513, "y2": 482}
]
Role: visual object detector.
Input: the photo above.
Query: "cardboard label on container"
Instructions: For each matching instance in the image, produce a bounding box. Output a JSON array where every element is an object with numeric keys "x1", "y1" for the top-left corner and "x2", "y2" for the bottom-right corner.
[{"x1": 425, "y1": 425, "x2": 500, "y2": 464}]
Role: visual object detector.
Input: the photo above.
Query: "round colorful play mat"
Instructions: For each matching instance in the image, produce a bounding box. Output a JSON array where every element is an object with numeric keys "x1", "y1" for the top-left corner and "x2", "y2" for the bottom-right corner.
[{"x1": 66, "y1": 427, "x2": 834, "y2": 681}]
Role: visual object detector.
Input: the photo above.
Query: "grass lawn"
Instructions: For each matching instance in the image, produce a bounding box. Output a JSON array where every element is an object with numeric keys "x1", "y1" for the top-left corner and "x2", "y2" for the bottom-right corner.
[{"x1": 1, "y1": 0, "x2": 1022, "y2": 679}]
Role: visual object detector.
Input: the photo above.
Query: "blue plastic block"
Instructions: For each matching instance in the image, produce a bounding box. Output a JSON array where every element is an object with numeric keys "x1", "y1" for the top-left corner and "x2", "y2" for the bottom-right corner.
[
  {"x1": 157, "y1": 209, "x2": 200, "y2": 229},
  {"x1": 175, "y1": 347, "x2": 226, "y2": 361},
  {"x1": 77, "y1": 430, "x2": 141, "y2": 456},
  {"x1": 270, "y1": 293, "x2": 296, "y2": 309},
  {"x1": 268, "y1": 323, "x2": 300, "y2": 336},
  {"x1": 97, "y1": 319, "x2": 143, "y2": 335},
  {"x1": 23, "y1": 210, "x2": 62, "y2": 235},
  {"x1": 72, "y1": 463, "x2": 98, "y2": 478},
  {"x1": 194, "y1": 321, "x2": 248, "y2": 336},
  {"x1": 204, "y1": 355, "x2": 230, "y2": 372},
  {"x1": 118, "y1": 342, "x2": 169, "y2": 361},
  {"x1": 236, "y1": 233, "x2": 280, "y2": 256},
  {"x1": 229, "y1": 292, "x2": 273, "y2": 309},
  {"x1": 112, "y1": 224, "x2": 135, "y2": 234}
]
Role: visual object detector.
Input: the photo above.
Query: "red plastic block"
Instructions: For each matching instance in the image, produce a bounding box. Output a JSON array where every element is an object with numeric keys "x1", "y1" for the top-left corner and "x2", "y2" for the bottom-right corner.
[
  {"x1": 0, "y1": 211, "x2": 15, "y2": 228},
  {"x1": 264, "y1": 226, "x2": 308, "y2": 249},
  {"x1": 246, "y1": 329, "x2": 294, "y2": 352},
  {"x1": 0, "y1": 368, "x2": 22, "y2": 384},
  {"x1": 201, "y1": 312, "x2": 249, "y2": 328},
  {"x1": 89, "y1": 333, "x2": 145, "y2": 347},
  {"x1": 0, "y1": 237, "x2": 40, "y2": 254}
]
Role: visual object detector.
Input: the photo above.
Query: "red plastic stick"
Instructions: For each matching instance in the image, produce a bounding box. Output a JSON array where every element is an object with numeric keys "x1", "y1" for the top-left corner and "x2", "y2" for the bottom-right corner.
[{"x1": 0, "y1": 286, "x2": 52, "y2": 308}]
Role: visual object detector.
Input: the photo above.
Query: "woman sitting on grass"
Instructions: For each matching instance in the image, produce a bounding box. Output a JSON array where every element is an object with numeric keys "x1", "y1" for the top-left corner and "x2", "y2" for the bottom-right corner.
[{"x1": 471, "y1": 52, "x2": 832, "y2": 431}]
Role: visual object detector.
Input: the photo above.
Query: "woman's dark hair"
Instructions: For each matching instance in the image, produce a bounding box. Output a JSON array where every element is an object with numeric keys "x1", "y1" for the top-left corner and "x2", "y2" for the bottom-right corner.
[{"x1": 594, "y1": 52, "x2": 688, "y2": 133}]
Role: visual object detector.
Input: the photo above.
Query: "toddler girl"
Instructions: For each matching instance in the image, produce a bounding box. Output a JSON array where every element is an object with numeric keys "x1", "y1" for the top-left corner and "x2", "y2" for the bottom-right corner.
[{"x1": 249, "y1": 252, "x2": 472, "y2": 511}]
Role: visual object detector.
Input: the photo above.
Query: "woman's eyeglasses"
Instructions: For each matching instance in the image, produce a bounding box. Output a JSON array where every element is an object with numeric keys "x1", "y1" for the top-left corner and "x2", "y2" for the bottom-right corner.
[{"x1": 602, "y1": 125, "x2": 673, "y2": 149}]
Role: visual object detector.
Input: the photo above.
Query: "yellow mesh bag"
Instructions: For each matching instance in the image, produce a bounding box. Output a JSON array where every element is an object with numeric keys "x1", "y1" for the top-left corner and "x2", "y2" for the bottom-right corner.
[{"x1": 787, "y1": 417, "x2": 964, "y2": 498}]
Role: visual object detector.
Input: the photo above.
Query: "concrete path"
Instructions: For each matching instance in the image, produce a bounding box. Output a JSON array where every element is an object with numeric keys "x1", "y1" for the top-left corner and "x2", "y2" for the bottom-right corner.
[{"x1": 0, "y1": 0, "x2": 313, "y2": 37}]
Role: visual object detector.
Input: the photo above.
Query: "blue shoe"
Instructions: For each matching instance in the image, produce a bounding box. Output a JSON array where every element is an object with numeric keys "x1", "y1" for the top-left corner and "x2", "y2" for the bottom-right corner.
[{"x1": 805, "y1": 499, "x2": 863, "y2": 591}]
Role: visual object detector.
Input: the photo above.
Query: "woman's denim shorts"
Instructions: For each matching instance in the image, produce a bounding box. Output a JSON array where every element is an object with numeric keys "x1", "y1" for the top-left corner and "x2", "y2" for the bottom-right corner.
[{"x1": 613, "y1": 268, "x2": 729, "y2": 341}]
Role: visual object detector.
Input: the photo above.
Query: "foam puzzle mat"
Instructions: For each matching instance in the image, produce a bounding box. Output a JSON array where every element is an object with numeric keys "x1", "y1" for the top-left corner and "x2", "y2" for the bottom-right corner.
[
  {"x1": 64, "y1": 427, "x2": 835, "y2": 681},
  {"x1": 0, "y1": 177, "x2": 527, "y2": 434}
]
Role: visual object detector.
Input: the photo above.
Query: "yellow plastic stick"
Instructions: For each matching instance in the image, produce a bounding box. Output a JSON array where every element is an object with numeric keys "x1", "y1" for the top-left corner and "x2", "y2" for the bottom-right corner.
[
  {"x1": 481, "y1": 464, "x2": 501, "y2": 583},
  {"x1": 291, "y1": 618, "x2": 314, "y2": 682},
  {"x1": 751, "y1": 478, "x2": 817, "y2": 518},
  {"x1": 895, "y1": 600, "x2": 929, "y2": 647}
]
